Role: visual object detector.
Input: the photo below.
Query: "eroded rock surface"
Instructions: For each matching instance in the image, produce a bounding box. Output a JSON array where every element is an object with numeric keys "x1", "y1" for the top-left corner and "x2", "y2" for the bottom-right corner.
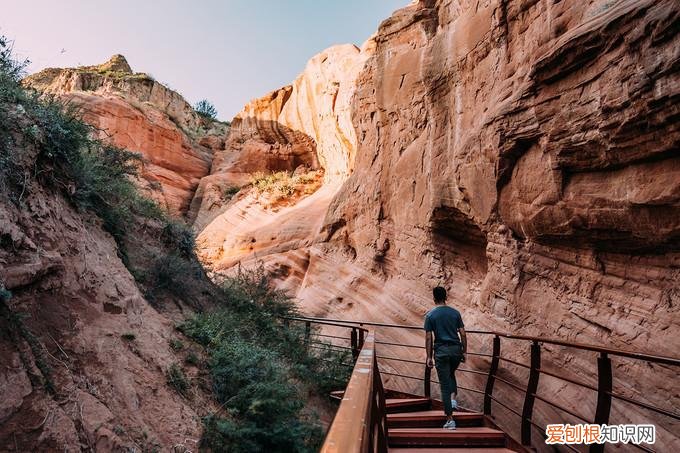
[
  {"x1": 23, "y1": 55, "x2": 229, "y2": 215},
  {"x1": 192, "y1": 43, "x2": 371, "y2": 233},
  {"x1": 194, "y1": 0, "x2": 680, "y2": 448},
  {"x1": 0, "y1": 179, "x2": 214, "y2": 452}
]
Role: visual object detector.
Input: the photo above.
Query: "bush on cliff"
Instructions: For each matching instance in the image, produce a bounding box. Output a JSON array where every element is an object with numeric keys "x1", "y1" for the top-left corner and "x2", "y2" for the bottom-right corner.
[
  {"x1": 194, "y1": 99, "x2": 217, "y2": 120},
  {"x1": 0, "y1": 36, "x2": 205, "y2": 287},
  {"x1": 0, "y1": 37, "x2": 167, "y2": 254},
  {"x1": 249, "y1": 169, "x2": 323, "y2": 203},
  {"x1": 180, "y1": 268, "x2": 352, "y2": 452}
]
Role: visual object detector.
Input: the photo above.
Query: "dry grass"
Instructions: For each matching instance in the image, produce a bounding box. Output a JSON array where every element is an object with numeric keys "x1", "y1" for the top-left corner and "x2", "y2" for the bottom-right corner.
[{"x1": 249, "y1": 169, "x2": 322, "y2": 204}]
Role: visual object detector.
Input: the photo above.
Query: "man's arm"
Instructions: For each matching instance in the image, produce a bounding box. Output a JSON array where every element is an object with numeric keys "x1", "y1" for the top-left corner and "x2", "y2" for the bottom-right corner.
[
  {"x1": 459, "y1": 327, "x2": 467, "y2": 362},
  {"x1": 426, "y1": 331, "x2": 434, "y2": 368}
]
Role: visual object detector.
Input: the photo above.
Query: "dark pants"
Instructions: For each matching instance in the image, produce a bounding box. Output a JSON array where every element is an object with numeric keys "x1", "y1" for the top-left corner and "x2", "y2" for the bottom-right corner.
[{"x1": 434, "y1": 343, "x2": 462, "y2": 416}]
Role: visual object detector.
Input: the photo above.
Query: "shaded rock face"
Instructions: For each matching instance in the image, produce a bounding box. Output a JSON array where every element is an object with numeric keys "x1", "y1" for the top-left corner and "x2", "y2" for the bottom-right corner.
[
  {"x1": 0, "y1": 137, "x2": 216, "y2": 451},
  {"x1": 23, "y1": 55, "x2": 228, "y2": 215},
  {"x1": 194, "y1": 0, "x2": 680, "y2": 448}
]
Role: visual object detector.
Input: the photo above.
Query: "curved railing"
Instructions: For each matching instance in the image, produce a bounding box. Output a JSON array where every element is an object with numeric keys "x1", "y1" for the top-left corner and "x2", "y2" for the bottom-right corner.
[
  {"x1": 281, "y1": 316, "x2": 388, "y2": 453},
  {"x1": 283, "y1": 315, "x2": 680, "y2": 453}
]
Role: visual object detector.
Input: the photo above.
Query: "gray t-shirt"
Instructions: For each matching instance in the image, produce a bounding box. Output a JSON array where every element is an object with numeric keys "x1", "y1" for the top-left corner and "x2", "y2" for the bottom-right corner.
[{"x1": 424, "y1": 305, "x2": 464, "y2": 346}]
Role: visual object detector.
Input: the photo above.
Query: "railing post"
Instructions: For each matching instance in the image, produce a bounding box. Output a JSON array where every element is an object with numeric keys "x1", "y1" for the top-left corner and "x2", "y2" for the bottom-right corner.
[
  {"x1": 590, "y1": 352, "x2": 612, "y2": 453},
  {"x1": 374, "y1": 354, "x2": 388, "y2": 453},
  {"x1": 484, "y1": 335, "x2": 501, "y2": 415},
  {"x1": 304, "y1": 321, "x2": 311, "y2": 345},
  {"x1": 351, "y1": 328, "x2": 359, "y2": 359},
  {"x1": 358, "y1": 325, "x2": 365, "y2": 349},
  {"x1": 424, "y1": 364, "x2": 431, "y2": 398},
  {"x1": 521, "y1": 341, "x2": 541, "y2": 446}
]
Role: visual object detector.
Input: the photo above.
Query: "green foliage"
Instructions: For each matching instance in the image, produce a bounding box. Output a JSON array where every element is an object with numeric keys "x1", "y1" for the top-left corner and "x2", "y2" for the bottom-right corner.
[
  {"x1": 144, "y1": 252, "x2": 205, "y2": 302},
  {"x1": 194, "y1": 99, "x2": 217, "y2": 120},
  {"x1": 222, "y1": 185, "x2": 240, "y2": 201},
  {"x1": 68, "y1": 144, "x2": 166, "y2": 250},
  {"x1": 0, "y1": 36, "x2": 165, "y2": 263},
  {"x1": 0, "y1": 284, "x2": 11, "y2": 302},
  {"x1": 0, "y1": 36, "x2": 27, "y2": 82},
  {"x1": 161, "y1": 220, "x2": 195, "y2": 258},
  {"x1": 179, "y1": 268, "x2": 350, "y2": 452},
  {"x1": 185, "y1": 351, "x2": 200, "y2": 366},
  {"x1": 166, "y1": 363, "x2": 190, "y2": 397},
  {"x1": 121, "y1": 332, "x2": 136, "y2": 341},
  {"x1": 169, "y1": 338, "x2": 184, "y2": 351}
]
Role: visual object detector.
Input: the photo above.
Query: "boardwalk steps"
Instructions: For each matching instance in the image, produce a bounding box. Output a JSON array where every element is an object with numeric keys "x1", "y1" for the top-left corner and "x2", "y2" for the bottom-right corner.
[{"x1": 385, "y1": 397, "x2": 520, "y2": 452}]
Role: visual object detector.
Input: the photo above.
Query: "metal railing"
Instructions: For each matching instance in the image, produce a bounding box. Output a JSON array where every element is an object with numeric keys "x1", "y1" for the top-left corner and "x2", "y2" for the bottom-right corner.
[
  {"x1": 281, "y1": 316, "x2": 387, "y2": 453},
  {"x1": 283, "y1": 315, "x2": 680, "y2": 453}
]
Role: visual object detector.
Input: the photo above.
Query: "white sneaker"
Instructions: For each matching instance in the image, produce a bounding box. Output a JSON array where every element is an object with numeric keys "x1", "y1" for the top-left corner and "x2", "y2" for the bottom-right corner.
[
  {"x1": 443, "y1": 419, "x2": 456, "y2": 430},
  {"x1": 451, "y1": 399, "x2": 458, "y2": 410}
]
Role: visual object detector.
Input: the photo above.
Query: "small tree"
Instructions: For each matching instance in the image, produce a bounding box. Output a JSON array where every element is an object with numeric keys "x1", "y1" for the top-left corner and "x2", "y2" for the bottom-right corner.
[{"x1": 195, "y1": 99, "x2": 217, "y2": 120}]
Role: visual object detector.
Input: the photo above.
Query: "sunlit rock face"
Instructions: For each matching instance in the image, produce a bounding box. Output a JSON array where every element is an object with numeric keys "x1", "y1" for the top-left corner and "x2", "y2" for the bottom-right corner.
[
  {"x1": 195, "y1": 0, "x2": 680, "y2": 448},
  {"x1": 193, "y1": 43, "x2": 372, "y2": 254},
  {"x1": 23, "y1": 55, "x2": 228, "y2": 215}
]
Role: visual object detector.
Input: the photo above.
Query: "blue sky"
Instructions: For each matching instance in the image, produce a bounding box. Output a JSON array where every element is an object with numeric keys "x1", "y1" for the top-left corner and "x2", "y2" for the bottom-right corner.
[{"x1": 3, "y1": 0, "x2": 406, "y2": 120}]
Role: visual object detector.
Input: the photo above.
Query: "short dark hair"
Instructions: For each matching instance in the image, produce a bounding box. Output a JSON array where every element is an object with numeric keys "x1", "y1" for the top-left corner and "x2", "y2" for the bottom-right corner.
[{"x1": 433, "y1": 286, "x2": 447, "y2": 302}]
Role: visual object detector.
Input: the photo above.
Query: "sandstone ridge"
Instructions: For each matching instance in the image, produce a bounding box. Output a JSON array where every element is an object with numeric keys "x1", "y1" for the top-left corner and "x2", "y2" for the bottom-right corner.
[{"x1": 23, "y1": 56, "x2": 229, "y2": 215}]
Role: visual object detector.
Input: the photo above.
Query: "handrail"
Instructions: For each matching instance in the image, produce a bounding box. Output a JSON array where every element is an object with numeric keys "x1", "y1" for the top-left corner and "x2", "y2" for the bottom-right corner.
[
  {"x1": 282, "y1": 315, "x2": 680, "y2": 452},
  {"x1": 320, "y1": 331, "x2": 387, "y2": 453},
  {"x1": 292, "y1": 315, "x2": 680, "y2": 366}
]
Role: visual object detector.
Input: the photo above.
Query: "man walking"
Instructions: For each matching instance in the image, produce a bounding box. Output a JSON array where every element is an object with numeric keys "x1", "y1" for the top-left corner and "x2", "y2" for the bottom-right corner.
[{"x1": 424, "y1": 286, "x2": 467, "y2": 430}]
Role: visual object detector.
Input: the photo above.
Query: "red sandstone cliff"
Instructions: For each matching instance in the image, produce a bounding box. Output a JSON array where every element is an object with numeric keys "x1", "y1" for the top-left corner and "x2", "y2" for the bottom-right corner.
[
  {"x1": 23, "y1": 55, "x2": 229, "y2": 215},
  {"x1": 0, "y1": 127, "x2": 217, "y2": 450}
]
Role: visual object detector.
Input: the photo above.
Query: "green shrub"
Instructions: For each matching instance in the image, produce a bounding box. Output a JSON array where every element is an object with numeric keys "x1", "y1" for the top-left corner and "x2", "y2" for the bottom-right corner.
[
  {"x1": 161, "y1": 220, "x2": 195, "y2": 258},
  {"x1": 222, "y1": 185, "x2": 240, "y2": 201},
  {"x1": 166, "y1": 363, "x2": 190, "y2": 397},
  {"x1": 194, "y1": 99, "x2": 217, "y2": 120},
  {"x1": 0, "y1": 284, "x2": 11, "y2": 302},
  {"x1": 169, "y1": 338, "x2": 184, "y2": 351},
  {"x1": 144, "y1": 252, "x2": 203, "y2": 302},
  {"x1": 68, "y1": 144, "x2": 166, "y2": 249},
  {"x1": 180, "y1": 268, "x2": 350, "y2": 452},
  {"x1": 185, "y1": 351, "x2": 200, "y2": 366},
  {"x1": 0, "y1": 36, "x2": 165, "y2": 264}
]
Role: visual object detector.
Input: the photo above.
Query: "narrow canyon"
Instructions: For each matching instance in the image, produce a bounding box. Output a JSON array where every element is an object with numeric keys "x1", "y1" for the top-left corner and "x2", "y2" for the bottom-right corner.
[{"x1": 1, "y1": 0, "x2": 679, "y2": 451}]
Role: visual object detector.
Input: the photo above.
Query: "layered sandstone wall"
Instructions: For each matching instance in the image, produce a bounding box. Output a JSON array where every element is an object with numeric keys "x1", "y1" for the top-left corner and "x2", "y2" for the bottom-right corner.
[
  {"x1": 0, "y1": 136, "x2": 216, "y2": 451},
  {"x1": 318, "y1": 0, "x2": 679, "y2": 445},
  {"x1": 320, "y1": 0, "x2": 680, "y2": 345},
  {"x1": 23, "y1": 56, "x2": 229, "y2": 215},
  {"x1": 192, "y1": 44, "x2": 371, "y2": 249}
]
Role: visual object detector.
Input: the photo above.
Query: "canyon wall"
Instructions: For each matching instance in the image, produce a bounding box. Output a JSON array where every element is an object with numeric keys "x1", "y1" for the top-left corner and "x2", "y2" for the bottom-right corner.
[
  {"x1": 0, "y1": 129, "x2": 216, "y2": 451},
  {"x1": 194, "y1": 0, "x2": 680, "y2": 447},
  {"x1": 23, "y1": 55, "x2": 229, "y2": 215},
  {"x1": 194, "y1": 43, "x2": 372, "y2": 273},
  {"x1": 10, "y1": 0, "x2": 678, "y2": 448}
]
